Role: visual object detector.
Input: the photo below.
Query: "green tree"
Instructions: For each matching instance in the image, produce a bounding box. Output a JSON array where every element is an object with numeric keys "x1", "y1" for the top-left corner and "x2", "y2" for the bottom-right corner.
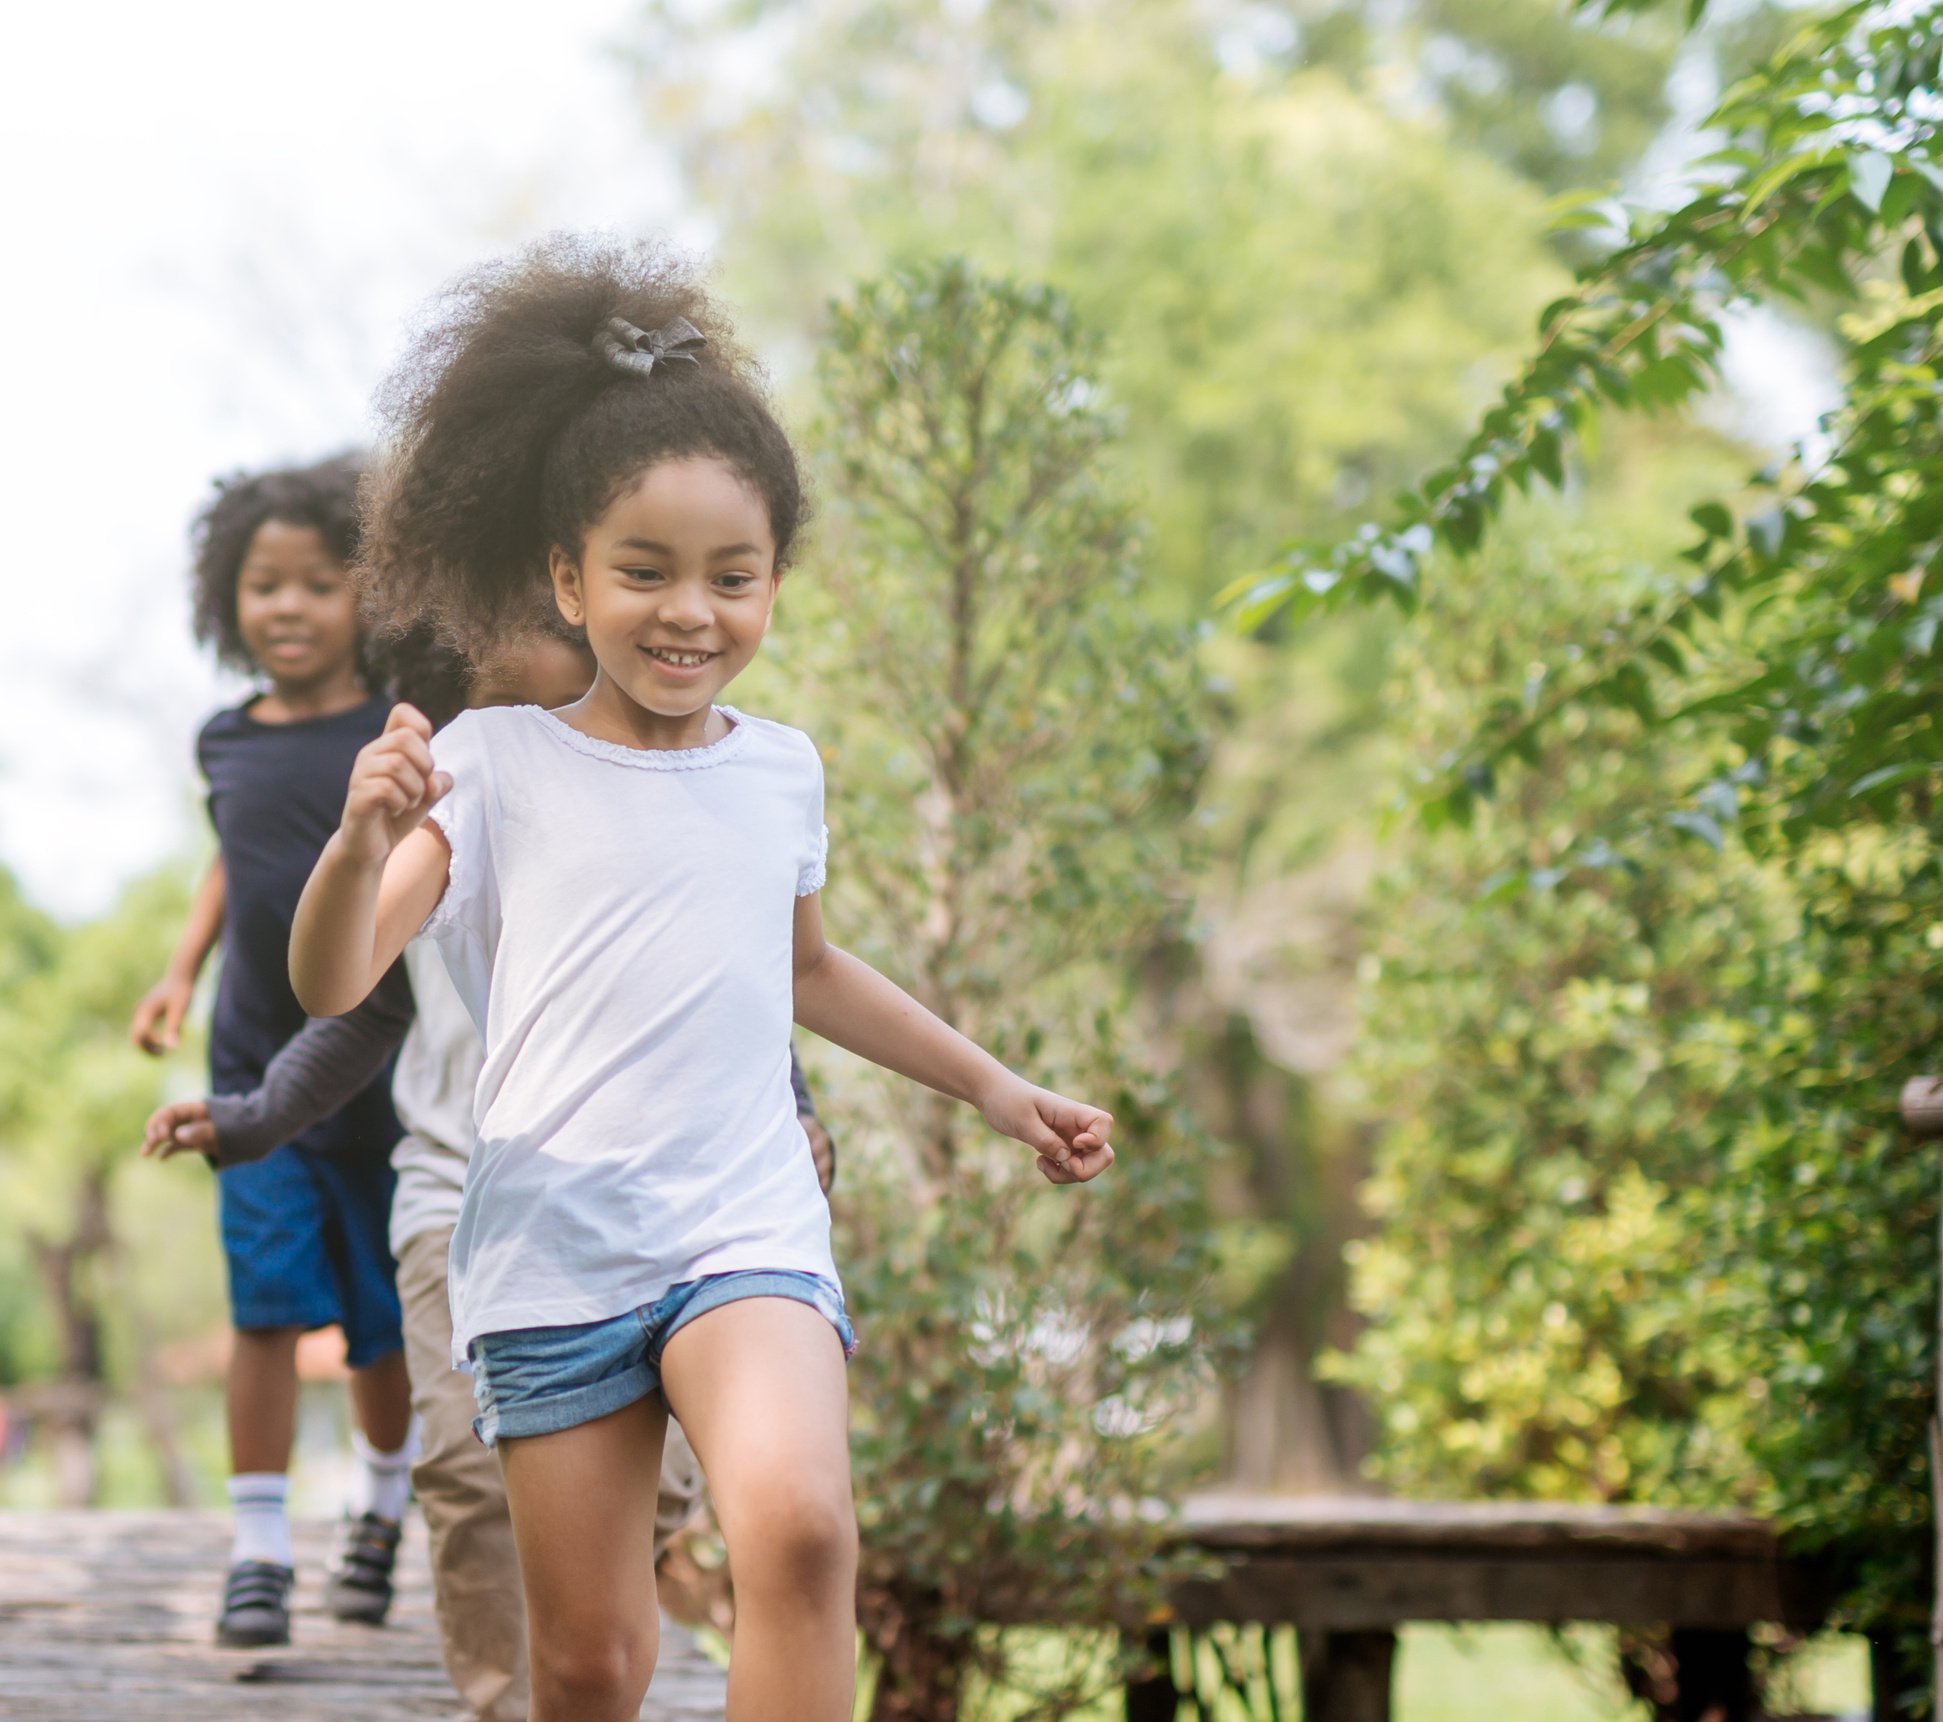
[
  {"x1": 0, "y1": 865, "x2": 218, "y2": 1507},
  {"x1": 630, "y1": 0, "x2": 1567, "y2": 611},
  {"x1": 789, "y1": 260, "x2": 1225, "y2": 1722},
  {"x1": 630, "y1": 0, "x2": 1591, "y2": 1490},
  {"x1": 1243, "y1": 0, "x2": 1943, "y2": 1690},
  {"x1": 1328, "y1": 511, "x2": 1783, "y2": 1509}
]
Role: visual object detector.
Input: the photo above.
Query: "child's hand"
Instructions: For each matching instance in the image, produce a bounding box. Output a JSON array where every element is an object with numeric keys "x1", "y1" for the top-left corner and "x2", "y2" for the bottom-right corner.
[
  {"x1": 803, "y1": 1116, "x2": 836, "y2": 1194},
  {"x1": 979, "y1": 1078, "x2": 1115, "y2": 1185},
  {"x1": 141, "y1": 1098, "x2": 217, "y2": 1161},
  {"x1": 129, "y1": 974, "x2": 194, "y2": 1056},
  {"x1": 341, "y1": 704, "x2": 452, "y2": 864}
]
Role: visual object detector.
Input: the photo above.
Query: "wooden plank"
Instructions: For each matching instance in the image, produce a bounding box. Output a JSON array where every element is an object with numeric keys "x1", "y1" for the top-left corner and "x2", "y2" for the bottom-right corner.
[
  {"x1": 0, "y1": 1511, "x2": 726, "y2": 1721},
  {"x1": 1167, "y1": 1550, "x2": 1831, "y2": 1631},
  {"x1": 1179, "y1": 1494, "x2": 1781, "y2": 1556}
]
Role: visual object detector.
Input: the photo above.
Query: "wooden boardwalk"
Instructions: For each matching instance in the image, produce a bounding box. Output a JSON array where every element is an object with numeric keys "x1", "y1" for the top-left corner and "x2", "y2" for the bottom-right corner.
[{"x1": 0, "y1": 1511, "x2": 728, "y2": 1721}]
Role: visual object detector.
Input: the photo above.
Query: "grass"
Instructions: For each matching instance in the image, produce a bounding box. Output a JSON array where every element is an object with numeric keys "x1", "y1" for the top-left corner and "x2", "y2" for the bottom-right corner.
[
  {"x1": 1398, "y1": 1625, "x2": 1868, "y2": 1720},
  {"x1": 928, "y1": 1622, "x2": 1874, "y2": 1721}
]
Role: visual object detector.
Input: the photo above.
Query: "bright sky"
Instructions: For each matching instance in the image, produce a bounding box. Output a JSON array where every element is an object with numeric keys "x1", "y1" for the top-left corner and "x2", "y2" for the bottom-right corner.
[{"x1": 0, "y1": 0, "x2": 689, "y2": 918}]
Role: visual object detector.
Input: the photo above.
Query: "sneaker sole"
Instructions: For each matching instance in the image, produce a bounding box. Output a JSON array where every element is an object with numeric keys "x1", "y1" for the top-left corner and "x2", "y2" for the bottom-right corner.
[
  {"x1": 324, "y1": 1588, "x2": 391, "y2": 1626},
  {"x1": 215, "y1": 1620, "x2": 290, "y2": 1648}
]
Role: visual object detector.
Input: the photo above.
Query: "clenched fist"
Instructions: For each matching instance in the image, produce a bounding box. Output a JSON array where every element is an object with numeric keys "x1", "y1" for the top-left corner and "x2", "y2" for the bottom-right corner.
[
  {"x1": 977, "y1": 1077, "x2": 1115, "y2": 1186},
  {"x1": 341, "y1": 704, "x2": 452, "y2": 863}
]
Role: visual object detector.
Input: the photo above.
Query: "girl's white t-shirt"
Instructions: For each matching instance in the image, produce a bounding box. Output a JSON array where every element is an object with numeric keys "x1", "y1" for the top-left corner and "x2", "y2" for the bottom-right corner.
[{"x1": 421, "y1": 702, "x2": 836, "y2": 1361}]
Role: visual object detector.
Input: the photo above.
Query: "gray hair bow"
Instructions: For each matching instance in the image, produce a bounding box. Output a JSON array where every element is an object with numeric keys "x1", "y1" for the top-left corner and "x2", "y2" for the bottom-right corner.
[{"x1": 594, "y1": 315, "x2": 707, "y2": 378}]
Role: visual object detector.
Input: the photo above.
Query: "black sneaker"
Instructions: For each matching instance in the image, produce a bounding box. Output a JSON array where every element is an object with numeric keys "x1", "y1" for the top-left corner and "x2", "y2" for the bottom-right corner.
[
  {"x1": 324, "y1": 1511, "x2": 402, "y2": 1625},
  {"x1": 215, "y1": 1559, "x2": 294, "y2": 1647}
]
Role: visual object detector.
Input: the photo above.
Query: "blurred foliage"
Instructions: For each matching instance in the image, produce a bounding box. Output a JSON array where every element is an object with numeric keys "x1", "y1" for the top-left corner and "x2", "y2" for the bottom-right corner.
[
  {"x1": 0, "y1": 15, "x2": 1905, "y2": 1720},
  {"x1": 1279, "y1": 0, "x2": 1943, "y2": 1692},
  {"x1": 631, "y1": 0, "x2": 1577, "y2": 611},
  {"x1": 626, "y1": 0, "x2": 1647, "y2": 1497},
  {"x1": 0, "y1": 862, "x2": 227, "y2": 1502},
  {"x1": 1329, "y1": 513, "x2": 1782, "y2": 1498},
  {"x1": 793, "y1": 261, "x2": 1230, "y2": 1722}
]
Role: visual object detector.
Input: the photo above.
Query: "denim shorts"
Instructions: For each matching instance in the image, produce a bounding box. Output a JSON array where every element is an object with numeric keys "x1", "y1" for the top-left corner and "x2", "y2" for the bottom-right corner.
[{"x1": 469, "y1": 1269, "x2": 854, "y2": 1448}]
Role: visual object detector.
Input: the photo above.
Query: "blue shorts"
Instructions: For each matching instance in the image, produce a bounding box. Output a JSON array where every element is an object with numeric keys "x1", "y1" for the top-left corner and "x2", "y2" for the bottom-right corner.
[
  {"x1": 217, "y1": 1142, "x2": 403, "y2": 1368},
  {"x1": 469, "y1": 1270, "x2": 854, "y2": 1448}
]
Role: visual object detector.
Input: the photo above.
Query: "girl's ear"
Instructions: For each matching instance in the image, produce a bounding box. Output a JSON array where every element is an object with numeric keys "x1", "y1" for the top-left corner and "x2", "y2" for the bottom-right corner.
[{"x1": 548, "y1": 546, "x2": 585, "y2": 627}]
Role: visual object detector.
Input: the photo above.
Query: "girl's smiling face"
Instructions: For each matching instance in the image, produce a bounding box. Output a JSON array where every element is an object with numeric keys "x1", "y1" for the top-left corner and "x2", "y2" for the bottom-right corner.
[{"x1": 548, "y1": 456, "x2": 779, "y2": 745}]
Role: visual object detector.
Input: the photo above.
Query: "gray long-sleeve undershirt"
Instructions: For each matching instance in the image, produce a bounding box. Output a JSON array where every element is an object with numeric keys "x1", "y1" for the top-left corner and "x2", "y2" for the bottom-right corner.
[
  {"x1": 203, "y1": 962, "x2": 415, "y2": 1167},
  {"x1": 202, "y1": 963, "x2": 827, "y2": 1171}
]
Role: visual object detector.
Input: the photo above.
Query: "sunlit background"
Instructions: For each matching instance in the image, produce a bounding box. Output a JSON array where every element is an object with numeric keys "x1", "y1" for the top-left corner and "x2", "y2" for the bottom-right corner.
[
  {"x1": 2, "y1": 0, "x2": 1918, "y2": 1715},
  {"x1": 2, "y1": 0, "x2": 672, "y2": 916},
  {"x1": 0, "y1": 0, "x2": 1831, "y2": 920}
]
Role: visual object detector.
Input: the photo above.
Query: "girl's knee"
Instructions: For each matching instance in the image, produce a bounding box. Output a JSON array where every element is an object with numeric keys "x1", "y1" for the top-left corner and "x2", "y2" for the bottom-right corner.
[
  {"x1": 734, "y1": 1478, "x2": 858, "y2": 1595},
  {"x1": 531, "y1": 1618, "x2": 657, "y2": 1708}
]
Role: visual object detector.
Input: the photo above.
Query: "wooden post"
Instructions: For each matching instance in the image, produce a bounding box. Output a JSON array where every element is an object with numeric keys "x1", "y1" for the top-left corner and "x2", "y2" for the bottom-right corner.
[
  {"x1": 1898, "y1": 1075, "x2": 1943, "y2": 1715},
  {"x1": 1123, "y1": 1627, "x2": 1178, "y2": 1722},
  {"x1": 1300, "y1": 1629, "x2": 1396, "y2": 1722},
  {"x1": 1667, "y1": 1628, "x2": 1753, "y2": 1722}
]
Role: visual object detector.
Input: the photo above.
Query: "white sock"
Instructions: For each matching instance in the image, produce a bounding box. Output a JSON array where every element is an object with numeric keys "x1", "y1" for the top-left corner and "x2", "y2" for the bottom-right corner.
[
  {"x1": 228, "y1": 1472, "x2": 293, "y2": 1569},
  {"x1": 349, "y1": 1421, "x2": 419, "y2": 1524}
]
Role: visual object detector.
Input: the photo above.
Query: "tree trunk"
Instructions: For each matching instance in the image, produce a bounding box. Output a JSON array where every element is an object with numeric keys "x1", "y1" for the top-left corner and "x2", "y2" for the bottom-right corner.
[
  {"x1": 26, "y1": 1168, "x2": 113, "y2": 1507},
  {"x1": 109, "y1": 1241, "x2": 196, "y2": 1507},
  {"x1": 1144, "y1": 971, "x2": 1375, "y2": 1492},
  {"x1": 868, "y1": 1621, "x2": 966, "y2": 1722},
  {"x1": 1230, "y1": 1299, "x2": 1348, "y2": 1491}
]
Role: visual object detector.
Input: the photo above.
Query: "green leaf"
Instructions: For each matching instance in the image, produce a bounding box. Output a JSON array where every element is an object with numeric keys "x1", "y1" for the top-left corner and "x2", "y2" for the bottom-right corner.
[
  {"x1": 1609, "y1": 663, "x2": 1656, "y2": 722},
  {"x1": 1790, "y1": 243, "x2": 1855, "y2": 296},
  {"x1": 1214, "y1": 568, "x2": 1282, "y2": 608},
  {"x1": 1745, "y1": 150, "x2": 1827, "y2": 210},
  {"x1": 1690, "y1": 502, "x2": 1734, "y2": 539},
  {"x1": 1665, "y1": 809, "x2": 1724, "y2": 849},
  {"x1": 1848, "y1": 762, "x2": 1937, "y2": 797},
  {"x1": 1745, "y1": 512, "x2": 1784, "y2": 559},
  {"x1": 1529, "y1": 428, "x2": 1565, "y2": 489},
  {"x1": 1848, "y1": 151, "x2": 1895, "y2": 216},
  {"x1": 1473, "y1": 871, "x2": 1527, "y2": 905},
  {"x1": 1900, "y1": 237, "x2": 1932, "y2": 299}
]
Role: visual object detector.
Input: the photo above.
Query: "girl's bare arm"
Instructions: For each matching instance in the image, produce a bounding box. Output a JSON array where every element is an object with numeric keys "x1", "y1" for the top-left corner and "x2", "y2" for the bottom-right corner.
[
  {"x1": 791, "y1": 892, "x2": 1114, "y2": 1184},
  {"x1": 290, "y1": 705, "x2": 452, "y2": 1017}
]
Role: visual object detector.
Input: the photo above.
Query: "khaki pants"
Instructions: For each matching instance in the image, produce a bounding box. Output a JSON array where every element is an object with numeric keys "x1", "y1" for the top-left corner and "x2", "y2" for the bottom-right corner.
[{"x1": 396, "y1": 1226, "x2": 706, "y2": 1722}]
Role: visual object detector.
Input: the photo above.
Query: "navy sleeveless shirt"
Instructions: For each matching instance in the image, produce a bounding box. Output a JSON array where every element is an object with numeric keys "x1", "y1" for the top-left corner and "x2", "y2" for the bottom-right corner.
[{"x1": 197, "y1": 694, "x2": 401, "y2": 1158}]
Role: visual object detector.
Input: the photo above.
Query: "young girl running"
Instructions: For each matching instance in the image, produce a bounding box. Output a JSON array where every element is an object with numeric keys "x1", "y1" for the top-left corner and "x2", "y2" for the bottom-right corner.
[
  {"x1": 287, "y1": 238, "x2": 1114, "y2": 1722},
  {"x1": 131, "y1": 456, "x2": 416, "y2": 1647},
  {"x1": 146, "y1": 620, "x2": 837, "y2": 1722}
]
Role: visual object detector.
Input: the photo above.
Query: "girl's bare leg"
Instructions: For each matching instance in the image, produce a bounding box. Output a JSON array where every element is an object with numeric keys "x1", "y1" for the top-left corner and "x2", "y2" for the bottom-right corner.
[
  {"x1": 497, "y1": 1395, "x2": 668, "y2": 1722},
  {"x1": 660, "y1": 1298, "x2": 857, "y2": 1722}
]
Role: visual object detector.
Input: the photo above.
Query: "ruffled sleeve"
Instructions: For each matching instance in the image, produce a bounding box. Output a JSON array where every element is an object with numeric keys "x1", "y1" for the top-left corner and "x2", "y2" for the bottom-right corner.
[
  {"x1": 420, "y1": 710, "x2": 496, "y2": 942},
  {"x1": 797, "y1": 739, "x2": 829, "y2": 897}
]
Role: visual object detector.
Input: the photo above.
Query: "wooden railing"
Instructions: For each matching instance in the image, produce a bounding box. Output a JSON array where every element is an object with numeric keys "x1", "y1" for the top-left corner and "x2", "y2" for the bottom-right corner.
[{"x1": 1126, "y1": 1495, "x2": 1836, "y2": 1722}]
